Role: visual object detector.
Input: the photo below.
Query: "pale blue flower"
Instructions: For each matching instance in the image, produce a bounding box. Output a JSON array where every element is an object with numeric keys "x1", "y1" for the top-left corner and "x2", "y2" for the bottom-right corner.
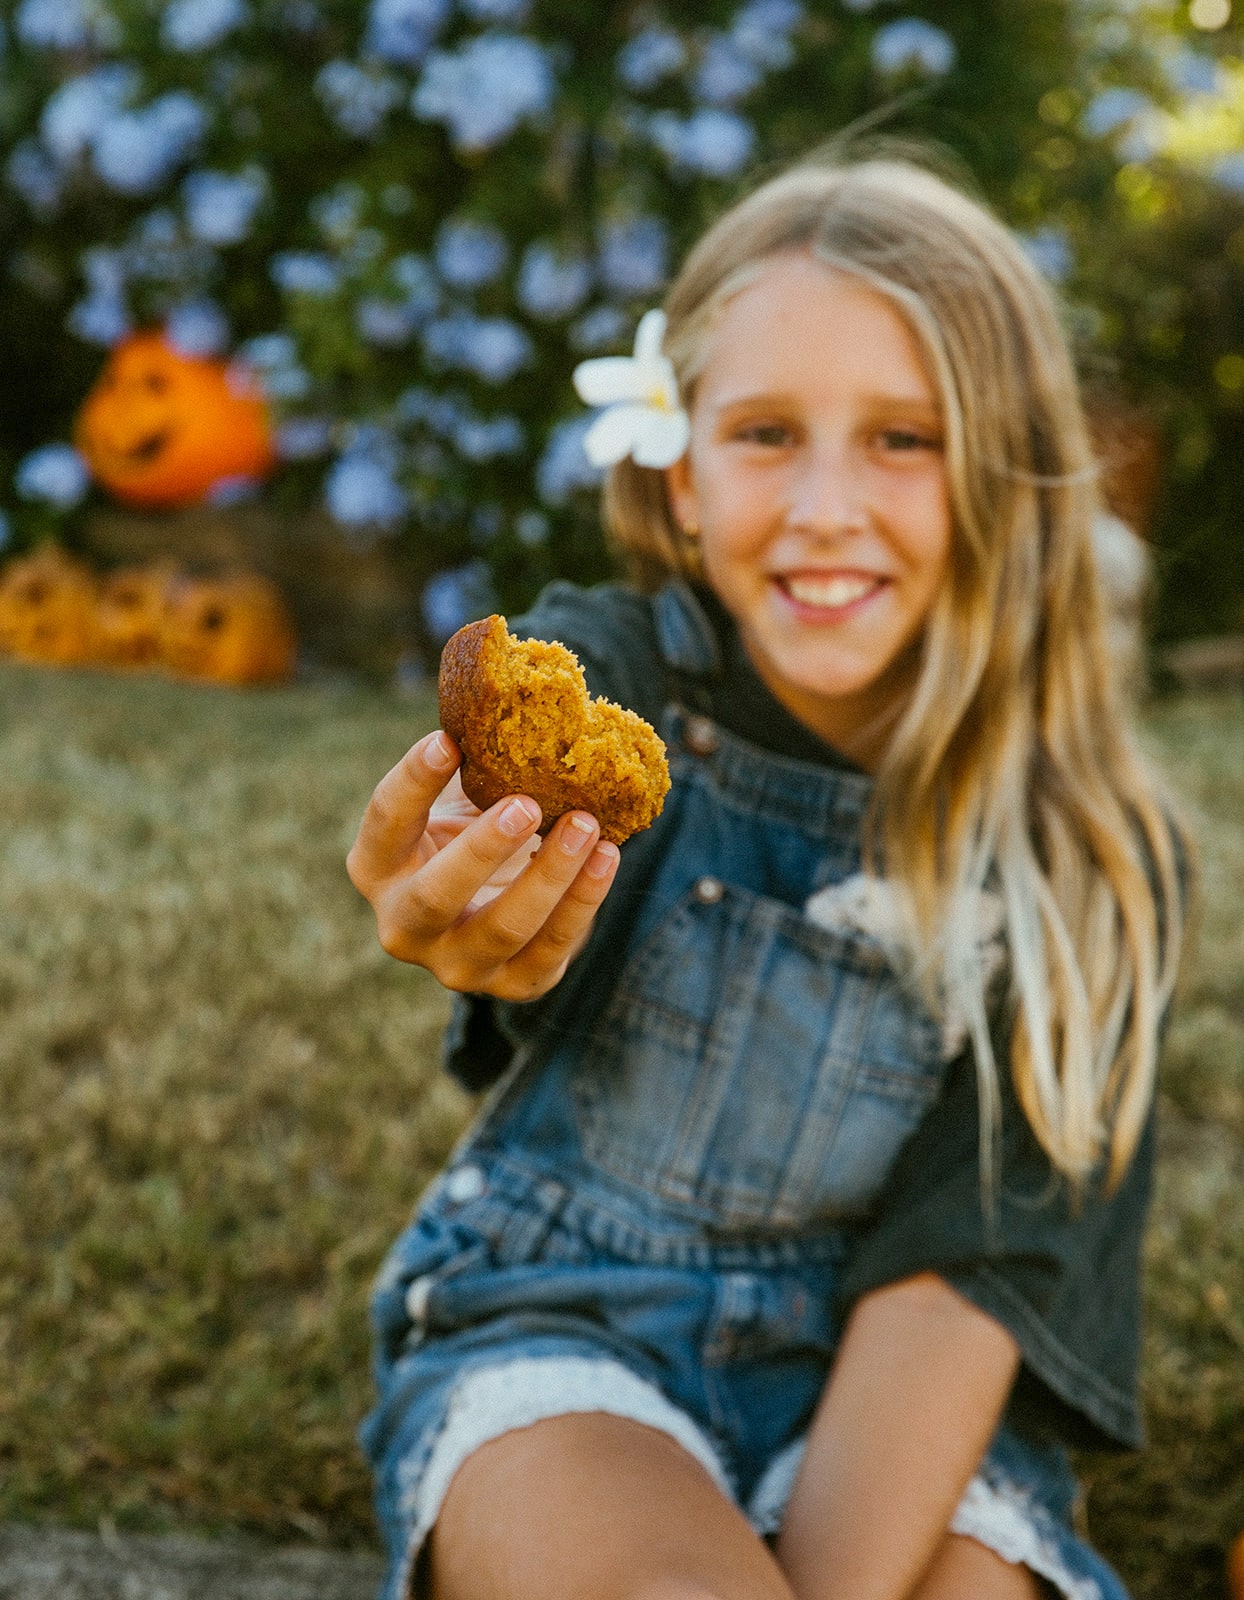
[
  {"x1": 7, "y1": 140, "x2": 64, "y2": 215},
  {"x1": 515, "y1": 510, "x2": 548, "y2": 547},
  {"x1": 69, "y1": 294, "x2": 131, "y2": 345},
  {"x1": 730, "y1": 0, "x2": 802, "y2": 68},
  {"x1": 422, "y1": 313, "x2": 534, "y2": 384},
  {"x1": 356, "y1": 297, "x2": 420, "y2": 346},
  {"x1": 40, "y1": 66, "x2": 138, "y2": 166},
  {"x1": 325, "y1": 446, "x2": 409, "y2": 528},
  {"x1": 1212, "y1": 153, "x2": 1244, "y2": 195},
  {"x1": 649, "y1": 108, "x2": 755, "y2": 178},
  {"x1": 15, "y1": 444, "x2": 90, "y2": 510},
  {"x1": 598, "y1": 215, "x2": 668, "y2": 297},
  {"x1": 390, "y1": 254, "x2": 440, "y2": 319},
  {"x1": 871, "y1": 19, "x2": 956, "y2": 77},
  {"x1": 1082, "y1": 87, "x2": 1151, "y2": 137},
  {"x1": 536, "y1": 417, "x2": 603, "y2": 506},
  {"x1": 435, "y1": 218, "x2": 509, "y2": 289},
  {"x1": 421, "y1": 559, "x2": 495, "y2": 643},
  {"x1": 694, "y1": 35, "x2": 762, "y2": 105},
  {"x1": 207, "y1": 475, "x2": 262, "y2": 507},
  {"x1": 310, "y1": 182, "x2": 365, "y2": 245},
  {"x1": 1163, "y1": 48, "x2": 1220, "y2": 96},
  {"x1": 617, "y1": 26, "x2": 686, "y2": 91},
  {"x1": 315, "y1": 59, "x2": 403, "y2": 138},
  {"x1": 67, "y1": 246, "x2": 130, "y2": 345},
  {"x1": 570, "y1": 305, "x2": 629, "y2": 352},
  {"x1": 240, "y1": 333, "x2": 311, "y2": 400},
  {"x1": 470, "y1": 504, "x2": 504, "y2": 545},
  {"x1": 1019, "y1": 226, "x2": 1073, "y2": 284},
  {"x1": 395, "y1": 386, "x2": 467, "y2": 436},
  {"x1": 271, "y1": 252, "x2": 342, "y2": 296},
  {"x1": 275, "y1": 417, "x2": 334, "y2": 459},
  {"x1": 167, "y1": 298, "x2": 230, "y2": 355},
  {"x1": 460, "y1": 0, "x2": 529, "y2": 19},
  {"x1": 93, "y1": 92, "x2": 209, "y2": 195},
  {"x1": 280, "y1": 0, "x2": 321, "y2": 30},
  {"x1": 840, "y1": 0, "x2": 879, "y2": 10},
  {"x1": 161, "y1": 0, "x2": 247, "y2": 51},
  {"x1": 15, "y1": 0, "x2": 118, "y2": 50},
  {"x1": 182, "y1": 167, "x2": 267, "y2": 245},
  {"x1": 364, "y1": 0, "x2": 450, "y2": 66},
  {"x1": 453, "y1": 415, "x2": 524, "y2": 461},
  {"x1": 517, "y1": 243, "x2": 591, "y2": 320},
  {"x1": 412, "y1": 34, "x2": 555, "y2": 152}
]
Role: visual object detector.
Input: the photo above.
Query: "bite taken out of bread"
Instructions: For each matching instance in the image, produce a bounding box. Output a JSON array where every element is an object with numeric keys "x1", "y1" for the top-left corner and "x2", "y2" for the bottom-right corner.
[{"x1": 437, "y1": 614, "x2": 670, "y2": 846}]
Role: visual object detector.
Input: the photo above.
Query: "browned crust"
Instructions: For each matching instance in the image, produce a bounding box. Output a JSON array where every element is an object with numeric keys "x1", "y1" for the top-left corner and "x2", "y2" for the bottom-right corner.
[{"x1": 437, "y1": 613, "x2": 668, "y2": 845}]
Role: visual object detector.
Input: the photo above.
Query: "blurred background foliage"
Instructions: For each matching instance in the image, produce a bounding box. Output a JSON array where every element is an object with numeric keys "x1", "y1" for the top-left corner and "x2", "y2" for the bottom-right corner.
[{"x1": 0, "y1": 0, "x2": 1241, "y2": 671}]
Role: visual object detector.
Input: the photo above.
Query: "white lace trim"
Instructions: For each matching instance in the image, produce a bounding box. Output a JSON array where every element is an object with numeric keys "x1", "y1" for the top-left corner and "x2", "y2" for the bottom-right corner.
[
  {"x1": 397, "y1": 1355, "x2": 730, "y2": 1596},
  {"x1": 746, "y1": 1434, "x2": 806, "y2": 1535},
  {"x1": 950, "y1": 1474, "x2": 1103, "y2": 1600},
  {"x1": 803, "y1": 873, "x2": 1007, "y2": 1059}
]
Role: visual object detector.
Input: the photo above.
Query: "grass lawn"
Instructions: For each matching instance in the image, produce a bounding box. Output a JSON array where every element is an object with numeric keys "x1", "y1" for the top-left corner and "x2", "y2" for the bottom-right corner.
[{"x1": 0, "y1": 661, "x2": 1240, "y2": 1593}]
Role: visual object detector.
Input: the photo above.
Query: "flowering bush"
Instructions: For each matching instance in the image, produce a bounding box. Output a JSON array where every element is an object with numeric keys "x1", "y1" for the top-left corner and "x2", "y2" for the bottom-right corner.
[{"x1": 1, "y1": 0, "x2": 1240, "y2": 658}]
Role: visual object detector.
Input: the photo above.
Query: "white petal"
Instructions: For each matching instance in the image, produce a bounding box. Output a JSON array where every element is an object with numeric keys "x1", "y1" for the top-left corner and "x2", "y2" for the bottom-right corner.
[
  {"x1": 583, "y1": 403, "x2": 650, "y2": 466},
  {"x1": 631, "y1": 407, "x2": 690, "y2": 468},
  {"x1": 633, "y1": 307, "x2": 667, "y2": 367},
  {"x1": 573, "y1": 355, "x2": 642, "y2": 406}
]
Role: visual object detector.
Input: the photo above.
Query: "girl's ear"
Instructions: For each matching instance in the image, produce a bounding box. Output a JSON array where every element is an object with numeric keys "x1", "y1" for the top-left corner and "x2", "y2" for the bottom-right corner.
[{"x1": 665, "y1": 453, "x2": 697, "y2": 534}]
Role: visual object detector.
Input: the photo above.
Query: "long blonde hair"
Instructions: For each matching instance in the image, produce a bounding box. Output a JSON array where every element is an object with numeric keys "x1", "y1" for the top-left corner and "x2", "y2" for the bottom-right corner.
[{"x1": 605, "y1": 154, "x2": 1191, "y2": 1188}]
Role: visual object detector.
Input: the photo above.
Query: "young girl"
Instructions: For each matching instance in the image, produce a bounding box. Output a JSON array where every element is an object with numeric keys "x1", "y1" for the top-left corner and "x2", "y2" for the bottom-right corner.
[{"x1": 347, "y1": 155, "x2": 1189, "y2": 1600}]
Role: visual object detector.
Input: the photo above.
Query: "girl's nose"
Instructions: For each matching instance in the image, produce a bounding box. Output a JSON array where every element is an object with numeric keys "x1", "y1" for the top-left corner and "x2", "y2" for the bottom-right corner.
[{"x1": 786, "y1": 440, "x2": 867, "y2": 536}]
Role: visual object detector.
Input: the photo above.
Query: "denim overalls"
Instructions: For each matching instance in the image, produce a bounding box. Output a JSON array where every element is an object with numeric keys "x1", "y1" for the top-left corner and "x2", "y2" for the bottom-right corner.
[{"x1": 361, "y1": 581, "x2": 1130, "y2": 1600}]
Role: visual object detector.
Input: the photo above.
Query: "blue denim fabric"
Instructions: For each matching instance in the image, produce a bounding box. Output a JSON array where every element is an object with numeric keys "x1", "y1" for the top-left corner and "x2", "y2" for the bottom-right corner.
[{"x1": 360, "y1": 583, "x2": 1131, "y2": 1599}]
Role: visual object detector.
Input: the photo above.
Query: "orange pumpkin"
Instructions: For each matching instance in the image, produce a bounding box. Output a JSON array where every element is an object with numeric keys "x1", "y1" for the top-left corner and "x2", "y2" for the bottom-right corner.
[
  {"x1": 0, "y1": 545, "x2": 98, "y2": 666},
  {"x1": 1228, "y1": 1531, "x2": 1244, "y2": 1600},
  {"x1": 158, "y1": 570, "x2": 297, "y2": 685},
  {"x1": 74, "y1": 331, "x2": 275, "y2": 509},
  {"x1": 94, "y1": 561, "x2": 180, "y2": 667}
]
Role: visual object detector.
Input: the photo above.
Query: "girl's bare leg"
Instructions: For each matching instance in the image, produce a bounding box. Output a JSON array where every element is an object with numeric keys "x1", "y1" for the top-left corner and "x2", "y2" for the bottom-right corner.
[
  {"x1": 428, "y1": 1412, "x2": 796, "y2": 1600},
  {"x1": 907, "y1": 1533, "x2": 1046, "y2": 1599}
]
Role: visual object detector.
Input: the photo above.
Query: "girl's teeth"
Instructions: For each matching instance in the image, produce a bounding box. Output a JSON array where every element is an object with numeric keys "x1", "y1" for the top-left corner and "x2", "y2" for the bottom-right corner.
[{"x1": 785, "y1": 575, "x2": 878, "y2": 608}]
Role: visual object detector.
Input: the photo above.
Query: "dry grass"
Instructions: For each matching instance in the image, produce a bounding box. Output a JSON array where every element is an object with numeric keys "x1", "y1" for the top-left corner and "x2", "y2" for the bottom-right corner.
[{"x1": 0, "y1": 663, "x2": 1240, "y2": 1589}]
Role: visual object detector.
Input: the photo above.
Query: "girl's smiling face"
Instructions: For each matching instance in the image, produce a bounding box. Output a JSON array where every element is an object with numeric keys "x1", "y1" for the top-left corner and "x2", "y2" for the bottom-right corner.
[{"x1": 666, "y1": 252, "x2": 952, "y2": 766}]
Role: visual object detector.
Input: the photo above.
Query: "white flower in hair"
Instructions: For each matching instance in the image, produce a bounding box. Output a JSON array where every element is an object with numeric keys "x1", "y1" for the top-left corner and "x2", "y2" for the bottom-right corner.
[{"x1": 572, "y1": 309, "x2": 690, "y2": 468}]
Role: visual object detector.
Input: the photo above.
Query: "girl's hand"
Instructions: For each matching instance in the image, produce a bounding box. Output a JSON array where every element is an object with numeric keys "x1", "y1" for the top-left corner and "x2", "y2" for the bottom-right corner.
[{"x1": 346, "y1": 730, "x2": 621, "y2": 1001}]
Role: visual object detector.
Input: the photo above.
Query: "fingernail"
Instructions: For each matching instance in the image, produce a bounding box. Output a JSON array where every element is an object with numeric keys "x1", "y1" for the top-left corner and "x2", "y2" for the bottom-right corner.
[
  {"x1": 426, "y1": 732, "x2": 454, "y2": 771},
  {"x1": 586, "y1": 842, "x2": 619, "y2": 879},
  {"x1": 498, "y1": 797, "x2": 540, "y2": 836},
  {"x1": 560, "y1": 814, "x2": 597, "y2": 854}
]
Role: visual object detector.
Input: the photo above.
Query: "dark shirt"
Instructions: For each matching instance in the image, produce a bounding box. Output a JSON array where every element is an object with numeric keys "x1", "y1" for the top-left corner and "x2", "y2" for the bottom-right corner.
[{"x1": 443, "y1": 577, "x2": 1159, "y2": 1452}]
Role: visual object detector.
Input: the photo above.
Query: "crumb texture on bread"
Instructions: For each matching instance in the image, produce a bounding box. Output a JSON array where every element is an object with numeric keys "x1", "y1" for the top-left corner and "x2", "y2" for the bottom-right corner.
[{"x1": 438, "y1": 613, "x2": 670, "y2": 845}]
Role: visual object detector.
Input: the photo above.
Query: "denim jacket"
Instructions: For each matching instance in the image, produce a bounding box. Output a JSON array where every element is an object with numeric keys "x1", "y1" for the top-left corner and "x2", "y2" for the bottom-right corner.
[{"x1": 442, "y1": 578, "x2": 1154, "y2": 1453}]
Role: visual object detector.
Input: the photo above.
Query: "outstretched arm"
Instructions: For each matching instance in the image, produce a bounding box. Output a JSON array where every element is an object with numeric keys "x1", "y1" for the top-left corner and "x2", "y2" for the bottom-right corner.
[{"x1": 776, "y1": 1272, "x2": 1022, "y2": 1600}]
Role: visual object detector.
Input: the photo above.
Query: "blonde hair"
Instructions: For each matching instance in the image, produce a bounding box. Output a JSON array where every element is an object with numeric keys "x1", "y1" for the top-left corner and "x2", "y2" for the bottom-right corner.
[{"x1": 605, "y1": 153, "x2": 1192, "y2": 1188}]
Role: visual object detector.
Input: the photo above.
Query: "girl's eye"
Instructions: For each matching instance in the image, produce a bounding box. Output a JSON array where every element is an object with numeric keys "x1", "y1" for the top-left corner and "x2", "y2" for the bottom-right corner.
[
  {"x1": 736, "y1": 423, "x2": 791, "y2": 447},
  {"x1": 879, "y1": 428, "x2": 942, "y2": 453}
]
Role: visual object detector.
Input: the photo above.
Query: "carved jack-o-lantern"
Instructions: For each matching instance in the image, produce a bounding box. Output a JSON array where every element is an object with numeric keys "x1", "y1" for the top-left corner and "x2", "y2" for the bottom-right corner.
[
  {"x1": 74, "y1": 331, "x2": 275, "y2": 509},
  {"x1": 94, "y1": 562, "x2": 179, "y2": 667},
  {"x1": 158, "y1": 571, "x2": 297, "y2": 685},
  {"x1": 0, "y1": 545, "x2": 98, "y2": 665}
]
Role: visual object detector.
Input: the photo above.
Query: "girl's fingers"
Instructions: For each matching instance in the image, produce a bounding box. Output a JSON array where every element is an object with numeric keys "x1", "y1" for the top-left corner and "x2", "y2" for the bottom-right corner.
[
  {"x1": 452, "y1": 813, "x2": 608, "y2": 969},
  {"x1": 375, "y1": 792, "x2": 546, "y2": 957},
  {"x1": 494, "y1": 839, "x2": 621, "y2": 998},
  {"x1": 347, "y1": 731, "x2": 460, "y2": 889}
]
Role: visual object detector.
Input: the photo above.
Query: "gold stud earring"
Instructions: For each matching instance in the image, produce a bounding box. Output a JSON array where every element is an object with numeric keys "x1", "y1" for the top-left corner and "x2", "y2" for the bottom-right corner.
[{"x1": 681, "y1": 520, "x2": 700, "y2": 539}]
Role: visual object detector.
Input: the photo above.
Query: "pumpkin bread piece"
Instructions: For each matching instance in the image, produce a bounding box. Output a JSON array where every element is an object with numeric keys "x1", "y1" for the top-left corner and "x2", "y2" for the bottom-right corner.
[{"x1": 438, "y1": 614, "x2": 669, "y2": 845}]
